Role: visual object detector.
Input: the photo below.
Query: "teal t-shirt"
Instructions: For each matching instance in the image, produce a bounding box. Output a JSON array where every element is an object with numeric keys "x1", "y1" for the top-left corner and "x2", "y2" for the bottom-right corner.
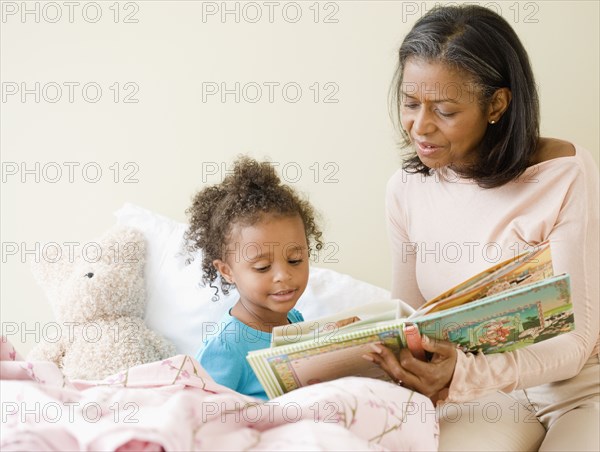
[{"x1": 196, "y1": 309, "x2": 304, "y2": 400}]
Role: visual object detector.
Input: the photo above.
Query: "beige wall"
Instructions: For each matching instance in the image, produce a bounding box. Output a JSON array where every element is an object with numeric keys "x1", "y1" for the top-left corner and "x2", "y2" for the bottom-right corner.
[{"x1": 2, "y1": 1, "x2": 598, "y2": 354}]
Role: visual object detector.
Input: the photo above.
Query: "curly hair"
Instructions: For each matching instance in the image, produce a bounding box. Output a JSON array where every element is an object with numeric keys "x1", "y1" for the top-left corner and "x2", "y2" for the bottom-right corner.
[{"x1": 184, "y1": 156, "x2": 323, "y2": 299}]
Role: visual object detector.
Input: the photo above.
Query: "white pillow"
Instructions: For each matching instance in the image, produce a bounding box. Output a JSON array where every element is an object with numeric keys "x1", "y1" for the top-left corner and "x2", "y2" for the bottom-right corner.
[{"x1": 114, "y1": 203, "x2": 390, "y2": 355}]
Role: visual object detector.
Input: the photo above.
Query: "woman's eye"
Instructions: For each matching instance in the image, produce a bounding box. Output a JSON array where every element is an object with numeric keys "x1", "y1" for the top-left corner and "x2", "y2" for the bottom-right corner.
[
  {"x1": 403, "y1": 103, "x2": 419, "y2": 110},
  {"x1": 289, "y1": 259, "x2": 303, "y2": 265},
  {"x1": 437, "y1": 110, "x2": 456, "y2": 117}
]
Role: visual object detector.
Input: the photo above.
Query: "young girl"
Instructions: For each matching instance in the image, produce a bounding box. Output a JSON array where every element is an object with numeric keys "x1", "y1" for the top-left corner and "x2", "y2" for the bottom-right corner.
[{"x1": 184, "y1": 156, "x2": 323, "y2": 399}]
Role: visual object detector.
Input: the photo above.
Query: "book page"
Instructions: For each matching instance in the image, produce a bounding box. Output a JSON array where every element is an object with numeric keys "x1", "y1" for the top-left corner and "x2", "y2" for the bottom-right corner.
[
  {"x1": 271, "y1": 299, "x2": 406, "y2": 347},
  {"x1": 258, "y1": 329, "x2": 404, "y2": 394},
  {"x1": 414, "y1": 241, "x2": 552, "y2": 316}
]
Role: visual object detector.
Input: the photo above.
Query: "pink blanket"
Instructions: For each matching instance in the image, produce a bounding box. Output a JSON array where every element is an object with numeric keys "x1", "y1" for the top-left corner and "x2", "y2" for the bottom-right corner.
[{"x1": 1, "y1": 337, "x2": 438, "y2": 451}]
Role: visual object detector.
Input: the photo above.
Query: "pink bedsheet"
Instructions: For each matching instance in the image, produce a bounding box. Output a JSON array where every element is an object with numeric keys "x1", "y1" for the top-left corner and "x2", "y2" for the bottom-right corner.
[{"x1": 0, "y1": 336, "x2": 438, "y2": 451}]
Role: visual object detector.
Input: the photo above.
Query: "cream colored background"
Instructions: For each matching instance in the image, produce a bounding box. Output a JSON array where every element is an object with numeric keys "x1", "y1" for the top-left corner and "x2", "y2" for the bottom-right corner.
[{"x1": 2, "y1": 1, "x2": 598, "y2": 354}]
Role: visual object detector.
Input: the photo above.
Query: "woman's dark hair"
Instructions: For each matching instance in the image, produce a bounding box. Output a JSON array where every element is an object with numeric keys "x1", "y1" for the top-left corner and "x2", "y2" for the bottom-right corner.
[
  {"x1": 184, "y1": 156, "x2": 323, "y2": 298},
  {"x1": 392, "y1": 5, "x2": 540, "y2": 187}
]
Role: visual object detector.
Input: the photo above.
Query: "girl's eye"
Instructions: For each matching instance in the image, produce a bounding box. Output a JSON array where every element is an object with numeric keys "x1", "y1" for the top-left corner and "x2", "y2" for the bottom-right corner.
[
  {"x1": 254, "y1": 266, "x2": 270, "y2": 272},
  {"x1": 403, "y1": 103, "x2": 419, "y2": 110},
  {"x1": 289, "y1": 259, "x2": 304, "y2": 265},
  {"x1": 437, "y1": 110, "x2": 456, "y2": 118}
]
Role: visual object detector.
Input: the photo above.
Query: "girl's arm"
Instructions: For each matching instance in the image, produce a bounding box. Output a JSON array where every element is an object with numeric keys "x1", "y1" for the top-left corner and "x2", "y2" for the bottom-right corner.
[{"x1": 197, "y1": 338, "x2": 245, "y2": 392}]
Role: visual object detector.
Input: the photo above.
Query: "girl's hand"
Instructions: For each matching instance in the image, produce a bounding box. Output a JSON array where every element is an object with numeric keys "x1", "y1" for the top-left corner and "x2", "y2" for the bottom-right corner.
[{"x1": 363, "y1": 336, "x2": 458, "y2": 404}]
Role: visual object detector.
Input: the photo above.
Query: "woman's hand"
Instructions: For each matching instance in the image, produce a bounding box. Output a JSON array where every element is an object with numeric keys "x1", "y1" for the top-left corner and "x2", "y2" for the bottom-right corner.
[{"x1": 363, "y1": 336, "x2": 458, "y2": 404}]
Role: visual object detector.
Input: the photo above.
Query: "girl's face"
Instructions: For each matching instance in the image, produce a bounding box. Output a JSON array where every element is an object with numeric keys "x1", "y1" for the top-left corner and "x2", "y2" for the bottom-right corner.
[
  {"x1": 400, "y1": 58, "x2": 491, "y2": 171},
  {"x1": 215, "y1": 214, "x2": 310, "y2": 325}
]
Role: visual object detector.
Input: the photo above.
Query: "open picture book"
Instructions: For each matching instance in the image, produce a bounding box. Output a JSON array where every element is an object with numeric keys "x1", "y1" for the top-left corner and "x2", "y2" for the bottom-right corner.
[{"x1": 247, "y1": 241, "x2": 575, "y2": 399}]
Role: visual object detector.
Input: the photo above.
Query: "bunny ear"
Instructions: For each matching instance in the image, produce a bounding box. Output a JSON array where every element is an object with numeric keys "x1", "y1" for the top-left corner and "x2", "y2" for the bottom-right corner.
[
  {"x1": 99, "y1": 225, "x2": 146, "y2": 267},
  {"x1": 123, "y1": 227, "x2": 146, "y2": 260},
  {"x1": 30, "y1": 243, "x2": 70, "y2": 289}
]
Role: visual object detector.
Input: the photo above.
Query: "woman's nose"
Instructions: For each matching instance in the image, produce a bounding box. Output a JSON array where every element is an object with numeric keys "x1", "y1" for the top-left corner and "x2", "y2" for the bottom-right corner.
[{"x1": 412, "y1": 108, "x2": 436, "y2": 135}]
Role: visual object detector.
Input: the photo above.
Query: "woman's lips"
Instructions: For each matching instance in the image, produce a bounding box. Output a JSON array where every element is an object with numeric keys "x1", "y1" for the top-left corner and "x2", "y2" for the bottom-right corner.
[{"x1": 415, "y1": 141, "x2": 442, "y2": 157}]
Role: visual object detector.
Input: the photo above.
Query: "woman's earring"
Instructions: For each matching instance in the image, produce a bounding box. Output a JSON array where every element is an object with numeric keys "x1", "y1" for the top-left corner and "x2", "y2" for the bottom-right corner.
[{"x1": 489, "y1": 119, "x2": 496, "y2": 124}]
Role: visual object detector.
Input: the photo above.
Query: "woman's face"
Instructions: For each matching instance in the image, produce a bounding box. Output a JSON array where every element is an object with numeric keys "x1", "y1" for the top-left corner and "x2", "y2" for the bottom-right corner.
[{"x1": 400, "y1": 58, "x2": 491, "y2": 171}]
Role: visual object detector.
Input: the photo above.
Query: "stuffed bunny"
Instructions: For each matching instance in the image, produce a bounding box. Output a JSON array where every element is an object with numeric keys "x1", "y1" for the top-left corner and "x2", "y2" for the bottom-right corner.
[{"x1": 27, "y1": 226, "x2": 175, "y2": 380}]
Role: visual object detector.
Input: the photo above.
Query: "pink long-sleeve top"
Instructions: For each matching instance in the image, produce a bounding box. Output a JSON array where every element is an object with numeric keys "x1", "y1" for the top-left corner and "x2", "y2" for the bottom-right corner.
[{"x1": 386, "y1": 144, "x2": 599, "y2": 403}]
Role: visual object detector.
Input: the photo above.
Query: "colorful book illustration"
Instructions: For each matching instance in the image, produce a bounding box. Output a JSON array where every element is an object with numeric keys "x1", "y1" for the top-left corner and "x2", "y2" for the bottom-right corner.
[{"x1": 247, "y1": 242, "x2": 574, "y2": 399}]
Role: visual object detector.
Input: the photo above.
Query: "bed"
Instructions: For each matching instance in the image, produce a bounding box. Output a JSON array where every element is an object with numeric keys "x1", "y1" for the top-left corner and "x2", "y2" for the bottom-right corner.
[{"x1": 1, "y1": 204, "x2": 438, "y2": 451}]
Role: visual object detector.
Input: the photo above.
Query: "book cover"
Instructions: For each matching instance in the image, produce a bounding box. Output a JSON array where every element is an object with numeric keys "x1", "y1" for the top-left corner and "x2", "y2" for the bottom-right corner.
[{"x1": 417, "y1": 274, "x2": 573, "y2": 354}]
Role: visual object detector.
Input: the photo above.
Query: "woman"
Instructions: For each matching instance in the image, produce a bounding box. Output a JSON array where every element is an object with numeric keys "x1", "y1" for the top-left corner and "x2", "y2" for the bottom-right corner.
[{"x1": 366, "y1": 5, "x2": 599, "y2": 451}]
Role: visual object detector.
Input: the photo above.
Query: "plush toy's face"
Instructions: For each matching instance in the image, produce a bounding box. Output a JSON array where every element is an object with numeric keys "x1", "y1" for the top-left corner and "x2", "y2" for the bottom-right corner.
[{"x1": 33, "y1": 227, "x2": 147, "y2": 323}]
